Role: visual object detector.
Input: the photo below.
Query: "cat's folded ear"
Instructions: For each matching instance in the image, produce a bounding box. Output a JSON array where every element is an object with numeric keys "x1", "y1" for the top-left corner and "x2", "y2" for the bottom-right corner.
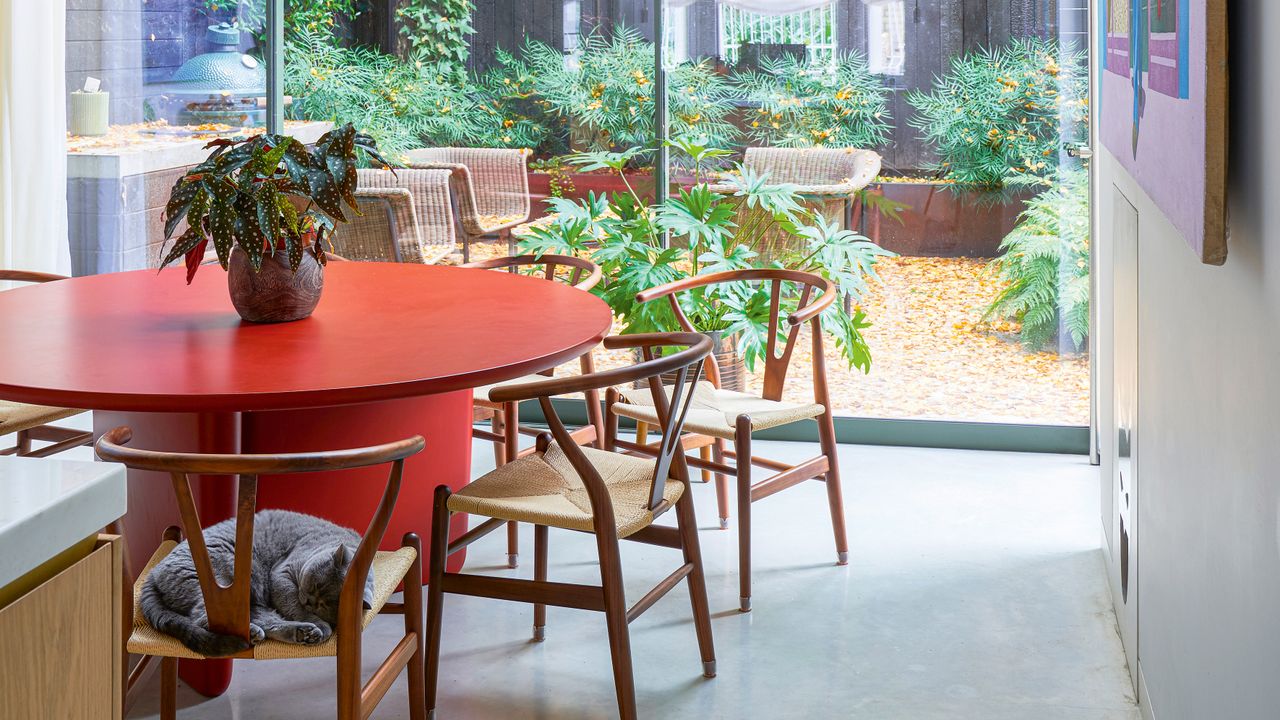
[{"x1": 332, "y1": 544, "x2": 350, "y2": 566}]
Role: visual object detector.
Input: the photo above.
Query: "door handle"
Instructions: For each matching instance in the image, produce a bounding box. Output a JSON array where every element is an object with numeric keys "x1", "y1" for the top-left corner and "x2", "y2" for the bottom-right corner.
[{"x1": 1065, "y1": 143, "x2": 1094, "y2": 159}]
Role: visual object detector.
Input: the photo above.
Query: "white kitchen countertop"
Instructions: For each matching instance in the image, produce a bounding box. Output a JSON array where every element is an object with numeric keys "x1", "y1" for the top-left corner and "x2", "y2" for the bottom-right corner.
[{"x1": 0, "y1": 456, "x2": 126, "y2": 588}]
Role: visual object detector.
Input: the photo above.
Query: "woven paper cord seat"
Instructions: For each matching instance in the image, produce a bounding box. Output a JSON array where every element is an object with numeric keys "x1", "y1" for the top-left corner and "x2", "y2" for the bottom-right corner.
[
  {"x1": 613, "y1": 381, "x2": 825, "y2": 441},
  {"x1": 127, "y1": 540, "x2": 417, "y2": 660},
  {"x1": 0, "y1": 400, "x2": 83, "y2": 436},
  {"x1": 448, "y1": 442, "x2": 684, "y2": 538}
]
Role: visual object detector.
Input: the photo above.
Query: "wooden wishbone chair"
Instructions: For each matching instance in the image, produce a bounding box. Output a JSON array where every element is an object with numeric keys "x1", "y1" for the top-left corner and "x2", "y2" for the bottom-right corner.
[
  {"x1": 94, "y1": 427, "x2": 427, "y2": 720},
  {"x1": 606, "y1": 269, "x2": 848, "y2": 613},
  {"x1": 0, "y1": 270, "x2": 92, "y2": 457},
  {"x1": 461, "y1": 253, "x2": 605, "y2": 568},
  {"x1": 425, "y1": 333, "x2": 717, "y2": 720}
]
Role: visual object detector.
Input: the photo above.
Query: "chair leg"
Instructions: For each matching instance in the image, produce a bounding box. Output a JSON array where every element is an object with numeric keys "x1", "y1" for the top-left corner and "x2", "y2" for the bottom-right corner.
[
  {"x1": 603, "y1": 389, "x2": 620, "y2": 452},
  {"x1": 817, "y1": 409, "x2": 850, "y2": 565},
  {"x1": 532, "y1": 524, "x2": 548, "y2": 641},
  {"x1": 735, "y1": 416, "x2": 753, "y2": 612},
  {"x1": 712, "y1": 438, "x2": 730, "y2": 529},
  {"x1": 675, "y1": 486, "x2": 717, "y2": 677},
  {"x1": 425, "y1": 487, "x2": 451, "y2": 719},
  {"x1": 14, "y1": 429, "x2": 32, "y2": 456},
  {"x1": 698, "y1": 444, "x2": 712, "y2": 483},
  {"x1": 504, "y1": 401, "x2": 520, "y2": 568},
  {"x1": 403, "y1": 533, "x2": 427, "y2": 720},
  {"x1": 599, "y1": 536, "x2": 637, "y2": 720},
  {"x1": 491, "y1": 413, "x2": 506, "y2": 466},
  {"x1": 160, "y1": 656, "x2": 177, "y2": 720},
  {"x1": 635, "y1": 421, "x2": 649, "y2": 448}
]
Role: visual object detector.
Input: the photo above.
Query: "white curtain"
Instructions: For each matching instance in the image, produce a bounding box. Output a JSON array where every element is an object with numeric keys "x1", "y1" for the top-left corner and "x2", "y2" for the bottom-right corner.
[
  {"x1": 667, "y1": 0, "x2": 834, "y2": 14},
  {"x1": 0, "y1": 0, "x2": 70, "y2": 275}
]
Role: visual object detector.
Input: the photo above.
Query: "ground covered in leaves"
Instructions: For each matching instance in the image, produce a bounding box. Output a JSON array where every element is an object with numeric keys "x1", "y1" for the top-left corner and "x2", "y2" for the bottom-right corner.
[{"x1": 457, "y1": 241, "x2": 1089, "y2": 426}]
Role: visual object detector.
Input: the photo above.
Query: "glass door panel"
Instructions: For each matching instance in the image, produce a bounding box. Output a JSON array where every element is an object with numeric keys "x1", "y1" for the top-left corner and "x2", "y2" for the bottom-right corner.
[{"x1": 661, "y1": 0, "x2": 1092, "y2": 427}]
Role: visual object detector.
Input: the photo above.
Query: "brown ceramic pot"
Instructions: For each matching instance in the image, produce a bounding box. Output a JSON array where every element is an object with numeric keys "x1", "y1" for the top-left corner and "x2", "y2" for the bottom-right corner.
[{"x1": 226, "y1": 245, "x2": 324, "y2": 323}]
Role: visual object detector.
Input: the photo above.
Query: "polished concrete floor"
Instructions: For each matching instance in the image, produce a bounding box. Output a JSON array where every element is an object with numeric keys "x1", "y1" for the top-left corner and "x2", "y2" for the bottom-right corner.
[{"x1": 124, "y1": 439, "x2": 1138, "y2": 719}]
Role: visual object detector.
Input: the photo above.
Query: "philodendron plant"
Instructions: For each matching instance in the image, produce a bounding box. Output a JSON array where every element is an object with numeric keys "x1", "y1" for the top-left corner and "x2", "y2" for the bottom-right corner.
[
  {"x1": 159, "y1": 123, "x2": 390, "y2": 283},
  {"x1": 518, "y1": 138, "x2": 895, "y2": 373}
]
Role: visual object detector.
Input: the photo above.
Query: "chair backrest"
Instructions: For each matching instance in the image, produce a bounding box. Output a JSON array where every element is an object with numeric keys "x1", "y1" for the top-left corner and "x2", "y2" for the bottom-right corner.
[
  {"x1": 0, "y1": 269, "x2": 68, "y2": 284},
  {"x1": 330, "y1": 189, "x2": 418, "y2": 263},
  {"x1": 488, "y1": 332, "x2": 711, "y2": 524},
  {"x1": 405, "y1": 147, "x2": 530, "y2": 223},
  {"x1": 635, "y1": 268, "x2": 835, "y2": 402},
  {"x1": 94, "y1": 427, "x2": 424, "y2": 645},
  {"x1": 743, "y1": 147, "x2": 882, "y2": 189},
  {"x1": 356, "y1": 167, "x2": 458, "y2": 256},
  {"x1": 461, "y1": 253, "x2": 602, "y2": 292}
]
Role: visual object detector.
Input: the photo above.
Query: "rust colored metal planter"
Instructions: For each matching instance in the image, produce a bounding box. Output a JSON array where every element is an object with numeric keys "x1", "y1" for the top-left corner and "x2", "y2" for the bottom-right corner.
[{"x1": 862, "y1": 181, "x2": 1034, "y2": 259}]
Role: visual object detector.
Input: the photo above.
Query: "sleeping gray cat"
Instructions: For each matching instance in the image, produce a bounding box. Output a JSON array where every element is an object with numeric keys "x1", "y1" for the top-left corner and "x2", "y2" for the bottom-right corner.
[{"x1": 139, "y1": 509, "x2": 375, "y2": 657}]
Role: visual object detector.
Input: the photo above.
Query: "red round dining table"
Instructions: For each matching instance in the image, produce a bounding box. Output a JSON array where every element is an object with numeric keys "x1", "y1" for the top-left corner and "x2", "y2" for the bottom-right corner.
[{"x1": 0, "y1": 262, "x2": 611, "y2": 697}]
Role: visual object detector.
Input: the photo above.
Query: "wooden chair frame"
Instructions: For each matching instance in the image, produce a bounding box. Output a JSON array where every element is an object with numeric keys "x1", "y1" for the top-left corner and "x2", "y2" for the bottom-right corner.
[
  {"x1": 95, "y1": 427, "x2": 427, "y2": 720},
  {"x1": 461, "y1": 253, "x2": 606, "y2": 568},
  {"x1": 0, "y1": 270, "x2": 93, "y2": 458},
  {"x1": 425, "y1": 333, "x2": 717, "y2": 720},
  {"x1": 607, "y1": 269, "x2": 849, "y2": 612}
]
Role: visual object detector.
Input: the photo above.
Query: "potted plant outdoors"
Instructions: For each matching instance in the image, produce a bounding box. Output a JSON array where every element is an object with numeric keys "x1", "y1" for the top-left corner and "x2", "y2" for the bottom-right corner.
[
  {"x1": 887, "y1": 38, "x2": 1087, "y2": 258},
  {"x1": 158, "y1": 123, "x2": 390, "y2": 323},
  {"x1": 517, "y1": 139, "x2": 896, "y2": 389}
]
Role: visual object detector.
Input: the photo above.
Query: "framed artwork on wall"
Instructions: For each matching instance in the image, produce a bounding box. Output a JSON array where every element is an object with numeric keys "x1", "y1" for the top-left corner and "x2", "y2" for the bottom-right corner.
[{"x1": 1098, "y1": 0, "x2": 1228, "y2": 265}]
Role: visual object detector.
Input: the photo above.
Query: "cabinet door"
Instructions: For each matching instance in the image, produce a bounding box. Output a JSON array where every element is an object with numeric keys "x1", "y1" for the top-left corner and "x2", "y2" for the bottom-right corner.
[{"x1": 0, "y1": 539, "x2": 120, "y2": 720}]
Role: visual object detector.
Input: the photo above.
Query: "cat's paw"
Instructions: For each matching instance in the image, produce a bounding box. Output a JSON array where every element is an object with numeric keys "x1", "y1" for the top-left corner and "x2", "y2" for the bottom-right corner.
[
  {"x1": 293, "y1": 622, "x2": 327, "y2": 645},
  {"x1": 248, "y1": 623, "x2": 266, "y2": 645}
]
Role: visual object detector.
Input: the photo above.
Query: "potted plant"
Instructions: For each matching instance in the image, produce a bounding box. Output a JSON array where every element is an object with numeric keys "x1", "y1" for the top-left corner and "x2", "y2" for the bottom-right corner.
[
  {"x1": 518, "y1": 139, "x2": 895, "y2": 388},
  {"x1": 158, "y1": 123, "x2": 389, "y2": 322}
]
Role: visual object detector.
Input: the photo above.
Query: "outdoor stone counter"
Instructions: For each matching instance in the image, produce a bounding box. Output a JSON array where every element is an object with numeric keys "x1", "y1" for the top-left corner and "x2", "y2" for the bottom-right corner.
[{"x1": 66, "y1": 120, "x2": 331, "y2": 276}]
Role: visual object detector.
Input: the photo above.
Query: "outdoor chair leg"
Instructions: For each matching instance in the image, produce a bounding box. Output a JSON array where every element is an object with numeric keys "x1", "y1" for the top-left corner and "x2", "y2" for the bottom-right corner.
[
  {"x1": 533, "y1": 524, "x2": 548, "y2": 641},
  {"x1": 403, "y1": 534, "x2": 427, "y2": 720},
  {"x1": 817, "y1": 409, "x2": 850, "y2": 565},
  {"x1": 712, "y1": 438, "x2": 730, "y2": 529},
  {"x1": 735, "y1": 416, "x2": 753, "y2": 612},
  {"x1": 504, "y1": 401, "x2": 520, "y2": 568},
  {"x1": 424, "y1": 487, "x2": 451, "y2": 719},
  {"x1": 676, "y1": 484, "x2": 717, "y2": 677}
]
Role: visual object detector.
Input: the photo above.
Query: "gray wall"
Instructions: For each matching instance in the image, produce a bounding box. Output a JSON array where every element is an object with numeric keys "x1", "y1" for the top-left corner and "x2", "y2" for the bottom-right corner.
[{"x1": 1097, "y1": 2, "x2": 1280, "y2": 718}]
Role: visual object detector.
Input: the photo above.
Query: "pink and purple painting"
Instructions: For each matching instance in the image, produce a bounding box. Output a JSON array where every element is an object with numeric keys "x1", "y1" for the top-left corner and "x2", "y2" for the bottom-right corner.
[{"x1": 1098, "y1": 0, "x2": 1227, "y2": 264}]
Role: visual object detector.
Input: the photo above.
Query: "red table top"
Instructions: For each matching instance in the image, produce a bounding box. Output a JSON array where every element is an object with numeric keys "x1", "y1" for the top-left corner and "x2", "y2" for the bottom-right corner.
[{"x1": 0, "y1": 263, "x2": 611, "y2": 413}]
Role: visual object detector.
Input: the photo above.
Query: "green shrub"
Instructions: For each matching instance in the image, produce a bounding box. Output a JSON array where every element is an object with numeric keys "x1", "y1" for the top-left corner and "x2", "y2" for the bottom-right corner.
[
  {"x1": 512, "y1": 28, "x2": 738, "y2": 158},
  {"x1": 984, "y1": 166, "x2": 1090, "y2": 350},
  {"x1": 907, "y1": 38, "x2": 1087, "y2": 186},
  {"x1": 517, "y1": 147, "x2": 894, "y2": 372},
  {"x1": 201, "y1": 0, "x2": 362, "y2": 45},
  {"x1": 284, "y1": 29, "x2": 486, "y2": 159},
  {"x1": 734, "y1": 52, "x2": 892, "y2": 149},
  {"x1": 395, "y1": 0, "x2": 475, "y2": 80}
]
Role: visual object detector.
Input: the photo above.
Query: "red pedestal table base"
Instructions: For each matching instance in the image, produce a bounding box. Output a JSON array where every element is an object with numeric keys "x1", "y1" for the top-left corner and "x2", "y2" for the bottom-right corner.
[{"x1": 97, "y1": 390, "x2": 473, "y2": 698}]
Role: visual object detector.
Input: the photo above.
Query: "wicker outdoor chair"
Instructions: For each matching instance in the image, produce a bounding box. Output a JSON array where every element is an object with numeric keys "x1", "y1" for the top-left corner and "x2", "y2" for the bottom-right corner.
[
  {"x1": 344, "y1": 168, "x2": 458, "y2": 264},
  {"x1": 404, "y1": 148, "x2": 531, "y2": 262},
  {"x1": 712, "y1": 146, "x2": 882, "y2": 230},
  {"x1": 328, "y1": 188, "x2": 422, "y2": 263},
  {"x1": 0, "y1": 270, "x2": 92, "y2": 457}
]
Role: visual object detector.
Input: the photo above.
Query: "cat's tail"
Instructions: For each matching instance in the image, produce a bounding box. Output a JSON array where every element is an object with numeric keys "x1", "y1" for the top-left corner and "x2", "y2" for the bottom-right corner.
[{"x1": 139, "y1": 578, "x2": 251, "y2": 658}]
